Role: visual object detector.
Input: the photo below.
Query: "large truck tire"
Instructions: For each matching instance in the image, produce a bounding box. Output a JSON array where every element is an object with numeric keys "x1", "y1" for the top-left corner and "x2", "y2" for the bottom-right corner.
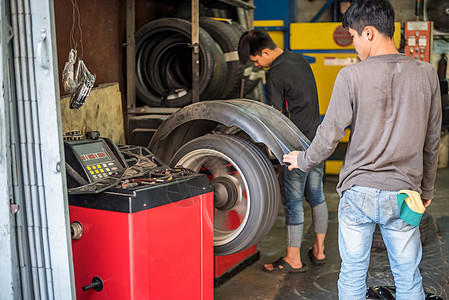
[
  {"x1": 170, "y1": 134, "x2": 280, "y2": 255},
  {"x1": 135, "y1": 18, "x2": 227, "y2": 107}
]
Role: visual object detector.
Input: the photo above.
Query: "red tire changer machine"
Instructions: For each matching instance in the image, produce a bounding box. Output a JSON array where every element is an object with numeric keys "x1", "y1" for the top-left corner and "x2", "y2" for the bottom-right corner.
[{"x1": 64, "y1": 132, "x2": 214, "y2": 300}]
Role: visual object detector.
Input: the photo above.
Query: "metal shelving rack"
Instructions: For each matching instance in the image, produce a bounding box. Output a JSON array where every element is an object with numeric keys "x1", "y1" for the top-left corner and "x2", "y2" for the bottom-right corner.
[{"x1": 125, "y1": 0, "x2": 255, "y2": 115}]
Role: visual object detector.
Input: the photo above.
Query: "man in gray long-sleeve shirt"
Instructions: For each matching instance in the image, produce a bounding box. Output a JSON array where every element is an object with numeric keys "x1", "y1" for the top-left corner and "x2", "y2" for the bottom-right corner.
[{"x1": 283, "y1": 0, "x2": 441, "y2": 299}]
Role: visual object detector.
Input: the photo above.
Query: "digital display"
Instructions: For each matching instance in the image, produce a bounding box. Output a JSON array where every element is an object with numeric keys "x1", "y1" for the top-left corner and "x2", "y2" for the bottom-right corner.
[
  {"x1": 81, "y1": 150, "x2": 109, "y2": 161},
  {"x1": 71, "y1": 139, "x2": 123, "y2": 182}
]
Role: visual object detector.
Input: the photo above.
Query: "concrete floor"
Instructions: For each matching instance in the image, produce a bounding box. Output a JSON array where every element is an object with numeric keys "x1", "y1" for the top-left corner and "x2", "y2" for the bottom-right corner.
[{"x1": 214, "y1": 167, "x2": 449, "y2": 300}]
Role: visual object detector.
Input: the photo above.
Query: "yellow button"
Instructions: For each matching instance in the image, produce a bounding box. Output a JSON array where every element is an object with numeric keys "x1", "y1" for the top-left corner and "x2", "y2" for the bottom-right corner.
[
  {"x1": 100, "y1": 169, "x2": 104, "y2": 173},
  {"x1": 87, "y1": 166, "x2": 91, "y2": 170},
  {"x1": 97, "y1": 165, "x2": 101, "y2": 168},
  {"x1": 90, "y1": 171, "x2": 94, "y2": 174},
  {"x1": 95, "y1": 170, "x2": 99, "y2": 173},
  {"x1": 92, "y1": 166, "x2": 96, "y2": 169}
]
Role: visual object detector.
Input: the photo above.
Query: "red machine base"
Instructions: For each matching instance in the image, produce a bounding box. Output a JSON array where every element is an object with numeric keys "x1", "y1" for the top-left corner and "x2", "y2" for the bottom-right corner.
[
  {"x1": 70, "y1": 191, "x2": 214, "y2": 300},
  {"x1": 214, "y1": 245, "x2": 260, "y2": 287}
]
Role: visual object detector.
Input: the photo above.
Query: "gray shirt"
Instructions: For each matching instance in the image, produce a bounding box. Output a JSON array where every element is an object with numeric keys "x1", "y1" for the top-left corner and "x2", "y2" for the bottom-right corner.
[{"x1": 297, "y1": 54, "x2": 442, "y2": 199}]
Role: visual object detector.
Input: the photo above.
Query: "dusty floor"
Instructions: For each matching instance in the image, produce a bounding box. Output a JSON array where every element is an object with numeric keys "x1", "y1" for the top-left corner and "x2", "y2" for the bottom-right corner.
[{"x1": 214, "y1": 167, "x2": 449, "y2": 300}]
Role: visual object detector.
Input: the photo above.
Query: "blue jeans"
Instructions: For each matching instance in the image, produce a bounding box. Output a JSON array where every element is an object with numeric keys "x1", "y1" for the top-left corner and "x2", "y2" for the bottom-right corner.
[
  {"x1": 338, "y1": 185, "x2": 424, "y2": 300},
  {"x1": 283, "y1": 162, "x2": 325, "y2": 225}
]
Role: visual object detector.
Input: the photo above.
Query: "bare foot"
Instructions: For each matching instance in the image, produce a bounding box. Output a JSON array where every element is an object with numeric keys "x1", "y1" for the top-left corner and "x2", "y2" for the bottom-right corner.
[{"x1": 311, "y1": 247, "x2": 325, "y2": 260}]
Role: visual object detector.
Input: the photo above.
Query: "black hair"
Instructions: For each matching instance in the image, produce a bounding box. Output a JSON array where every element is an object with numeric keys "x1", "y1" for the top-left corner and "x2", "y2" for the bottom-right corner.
[
  {"x1": 342, "y1": 0, "x2": 395, "y2": 38},
  {"x1": 237, "y1": 29, "x2": 277, "y2": 64}
]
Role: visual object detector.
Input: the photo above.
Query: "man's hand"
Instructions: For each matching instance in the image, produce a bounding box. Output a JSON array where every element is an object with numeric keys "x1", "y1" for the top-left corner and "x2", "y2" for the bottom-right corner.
[
  {"x1": 422, "y1": 198, "x2": 432, "y2": 208},
  {"x1": 283, "y1": 151, "x2": 300, "y2": 171}
]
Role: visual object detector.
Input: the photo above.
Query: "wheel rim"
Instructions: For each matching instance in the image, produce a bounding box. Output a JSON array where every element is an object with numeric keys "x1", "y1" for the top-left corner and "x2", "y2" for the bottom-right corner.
[{"x1": 175, "y1": 149, "x2": 251, "y2": 246}]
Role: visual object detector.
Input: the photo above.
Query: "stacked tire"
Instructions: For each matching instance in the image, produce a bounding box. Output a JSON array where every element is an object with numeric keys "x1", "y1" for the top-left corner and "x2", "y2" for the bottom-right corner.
[{"x1": 135, "y1": 17, "x2": 261, "y2": 107}]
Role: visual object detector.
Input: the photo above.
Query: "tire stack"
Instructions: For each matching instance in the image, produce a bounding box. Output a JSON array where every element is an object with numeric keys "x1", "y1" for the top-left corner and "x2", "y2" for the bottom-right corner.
[{"x1": 135, "y1": 17, "x2": 261, "y2": 107}]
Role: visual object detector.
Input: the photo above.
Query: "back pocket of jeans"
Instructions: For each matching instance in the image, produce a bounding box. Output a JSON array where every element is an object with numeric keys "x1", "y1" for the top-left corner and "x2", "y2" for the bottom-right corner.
[
  {"x1": 388, "y1": 195, "x2": 416, "y2": 231},
  {"x1": 339, "y1": 189, "x2": 368, "y2": 226}
]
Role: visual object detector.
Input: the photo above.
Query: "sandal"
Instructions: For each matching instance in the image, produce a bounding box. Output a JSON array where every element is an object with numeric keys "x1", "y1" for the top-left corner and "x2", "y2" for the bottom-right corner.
[
  {"x1": 262, "y1": 257, "x2": 308, "y2": 273},
  {"x1": 308, "y1": 248, "x2": 326, "y2": 265}
]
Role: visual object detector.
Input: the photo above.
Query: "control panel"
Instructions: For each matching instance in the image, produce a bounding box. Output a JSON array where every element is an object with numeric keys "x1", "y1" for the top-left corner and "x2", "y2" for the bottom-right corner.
[
  {"x1": 63, "y1": 131, "x2": 192, "y2": 195},
  {"x1": 64, "y1": 134, "x2": 127, "y2": 188},
  {"x1": 68, "y1": 139, "x2": 123, "y2": 181},
  {"x1": 404, "y1": 21, "x2": 433, "y2": 62}
]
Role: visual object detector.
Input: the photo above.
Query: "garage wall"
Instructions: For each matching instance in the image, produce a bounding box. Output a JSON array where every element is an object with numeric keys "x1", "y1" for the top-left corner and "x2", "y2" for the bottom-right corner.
[
  {"x1": 297, "y1": 0, "x2": 417, "y2": 23},
  {"x1": 54, "y1": 0, "x2": 125, "y2": 97},
  {"x1": 391, "y1": 0, "x2": 419, "y2": 23},
  {"x1": 53, "y1": 0, "x2": 174, "y2": 100},
  {"x1": 53, "y1": 0, "x2": 176, "y2": 141},
  {"x1": 297, "y1": 0, "x2": 333, "y2": 22}
]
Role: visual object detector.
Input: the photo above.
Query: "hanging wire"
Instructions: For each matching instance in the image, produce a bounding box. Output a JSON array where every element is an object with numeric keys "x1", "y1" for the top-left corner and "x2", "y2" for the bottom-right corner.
[
  {"x1": 70, "y1": 0, "x2": 83, "y2": 59},
  {"x1": 62, "y1": 0, "x2": 95, "y2": 108}
]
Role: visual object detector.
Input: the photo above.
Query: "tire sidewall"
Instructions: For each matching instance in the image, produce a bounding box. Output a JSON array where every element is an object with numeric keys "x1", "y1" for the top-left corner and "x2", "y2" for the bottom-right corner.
[{"x1": 170, "y1": 134, "x2": 279, "y2": 255}]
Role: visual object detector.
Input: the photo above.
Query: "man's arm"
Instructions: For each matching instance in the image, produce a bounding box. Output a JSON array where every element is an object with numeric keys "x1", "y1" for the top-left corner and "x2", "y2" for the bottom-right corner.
[
  {"x1": 421, "y1": 71, "x2": 442, "y2": 200},
  {"x1": 285, "y1": 70, "x2": 353, "y2": 172}
]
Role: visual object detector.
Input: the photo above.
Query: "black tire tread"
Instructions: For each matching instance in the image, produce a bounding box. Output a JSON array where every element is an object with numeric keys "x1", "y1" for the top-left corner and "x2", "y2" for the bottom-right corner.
[
  {"x1": 199, "y1": 17, "x2": 243, "y2": 99},
  {"x1": 169, "y1": 134, "x2": 280, "y2": 255},
  {"x1": 135, "y1": 17, "x2": 227, "y2": 107}
]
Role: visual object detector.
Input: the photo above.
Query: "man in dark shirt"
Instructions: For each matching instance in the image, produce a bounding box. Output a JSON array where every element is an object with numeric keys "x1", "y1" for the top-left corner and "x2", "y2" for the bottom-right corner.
[{"x1": 238, "y1": 29, "x2": 328, "y2": 272}]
